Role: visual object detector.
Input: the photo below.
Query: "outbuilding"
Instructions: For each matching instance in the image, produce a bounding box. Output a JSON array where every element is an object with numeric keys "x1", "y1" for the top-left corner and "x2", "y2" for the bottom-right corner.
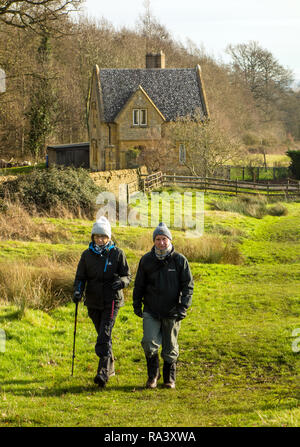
[{"x1": 47, "y1": 142, "x2": 90, "y2": 168}]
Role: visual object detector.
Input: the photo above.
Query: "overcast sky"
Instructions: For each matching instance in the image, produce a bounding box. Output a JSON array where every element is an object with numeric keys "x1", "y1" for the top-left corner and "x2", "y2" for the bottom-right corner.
[{"x1": 81, "y1": 0, "x2": 300, "y2": 82}]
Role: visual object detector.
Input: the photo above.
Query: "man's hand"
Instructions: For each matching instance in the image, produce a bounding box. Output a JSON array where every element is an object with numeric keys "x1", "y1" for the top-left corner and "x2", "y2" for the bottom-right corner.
[
  {"x1": 73, "y1": 290, "x2": 82, "y2": 303},
  {"x1": 175, "y1": 304, "x2": 187, "y2": 321}
]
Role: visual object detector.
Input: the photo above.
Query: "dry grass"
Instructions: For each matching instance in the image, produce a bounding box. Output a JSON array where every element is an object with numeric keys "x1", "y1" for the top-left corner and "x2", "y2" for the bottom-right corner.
[
  {"x1": 173, "y1": 234, "x2": 244, "y2": 264},
  {"x1": 0, "y1": 201, "x2": 73, "y2": 242},
  {"x1": 0, "y1": 256, "x2": 77, "y2": 313},
  {"x1": 130, "y1": 232, "x2": 244, "y2": 265}
]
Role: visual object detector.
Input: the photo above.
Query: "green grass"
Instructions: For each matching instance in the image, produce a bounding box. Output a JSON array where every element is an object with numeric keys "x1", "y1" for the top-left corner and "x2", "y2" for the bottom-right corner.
[
  {"x1": 0, "y1": 192, "x2": 299, "y2": 427},
  {"x1": 0, "y1": 163, "x2": 46, "y2": 175}
]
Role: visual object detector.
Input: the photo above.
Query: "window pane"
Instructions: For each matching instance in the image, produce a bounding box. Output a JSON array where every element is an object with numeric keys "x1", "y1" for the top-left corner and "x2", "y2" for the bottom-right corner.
[
  {"x1": 133, "y1": 110, "x2": 139, "y2": 125},
  {"x1": 140, "y1": 109, "x2": 147, "y2": 125}
]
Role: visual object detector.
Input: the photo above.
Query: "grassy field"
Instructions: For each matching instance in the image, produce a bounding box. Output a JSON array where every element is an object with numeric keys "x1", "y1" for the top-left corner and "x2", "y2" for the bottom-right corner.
[{"x1": 0, "y1": 192, "x2": 299, "y2": 427}]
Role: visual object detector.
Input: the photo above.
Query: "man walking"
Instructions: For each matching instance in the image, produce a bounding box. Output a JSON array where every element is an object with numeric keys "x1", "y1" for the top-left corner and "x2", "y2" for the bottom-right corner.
[{"x1": 133, "y1": 222, "x2": 194, "y2": 389}]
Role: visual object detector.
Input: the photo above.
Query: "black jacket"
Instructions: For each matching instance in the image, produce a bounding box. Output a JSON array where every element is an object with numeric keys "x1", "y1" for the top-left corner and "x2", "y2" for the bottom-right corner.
[
  {"x1": 133, "y1": 246, "x2": 194, "y2": 319},
  {"x1": 74, "y1": 242, "x2": 131, "y2": 310}
]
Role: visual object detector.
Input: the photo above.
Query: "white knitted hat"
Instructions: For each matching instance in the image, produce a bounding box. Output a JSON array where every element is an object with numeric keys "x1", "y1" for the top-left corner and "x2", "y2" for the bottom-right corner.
[{"x1": 91, "y1": 216, "x2": 111, "y2": 239}]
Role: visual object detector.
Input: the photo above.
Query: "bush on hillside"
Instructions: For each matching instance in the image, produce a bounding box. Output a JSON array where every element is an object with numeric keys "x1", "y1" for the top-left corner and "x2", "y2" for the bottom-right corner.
[
  {"x1": 0, "y1": 167, "x2": 104, "y2": 217},
  {"x1": 287, "y1": 150, "x2": 300, "y2": 179},
  {"x1": 267, "y1": 203, "x2": 288, "y2": 216}
]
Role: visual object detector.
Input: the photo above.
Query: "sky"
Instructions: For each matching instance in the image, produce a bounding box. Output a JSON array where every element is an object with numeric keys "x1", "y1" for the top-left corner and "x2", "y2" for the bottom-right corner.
[{"x1": 81, "y1": 0, "x2": 300, "y2": 82}]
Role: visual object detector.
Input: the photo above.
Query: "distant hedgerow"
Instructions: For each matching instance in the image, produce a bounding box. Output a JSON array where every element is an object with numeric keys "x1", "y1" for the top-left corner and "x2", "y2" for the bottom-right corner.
[{"x1": 0, "y1": 167, "x2": 104, "y2": 217}]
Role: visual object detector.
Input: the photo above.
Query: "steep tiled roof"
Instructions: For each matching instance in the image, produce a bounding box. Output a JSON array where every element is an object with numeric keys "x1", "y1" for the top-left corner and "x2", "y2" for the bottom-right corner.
[{"x1": 98, "y1": 68, "x2": 206, "y2": 122}]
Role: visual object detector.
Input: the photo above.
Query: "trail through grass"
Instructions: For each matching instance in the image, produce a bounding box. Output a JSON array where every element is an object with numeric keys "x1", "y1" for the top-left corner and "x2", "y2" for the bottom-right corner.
[{"x1": 0, "y1": 193, "x2": 299, "y2": 427}]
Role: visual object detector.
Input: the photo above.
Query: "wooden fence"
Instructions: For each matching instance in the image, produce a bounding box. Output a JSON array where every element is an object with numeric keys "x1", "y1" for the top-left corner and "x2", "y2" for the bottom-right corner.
[
  {"x1": 141, "y1": 171, "x2": 164, "y2": 192},
  {"x1": 141, "y1": 172, "x2": 300, "y2": 197}
]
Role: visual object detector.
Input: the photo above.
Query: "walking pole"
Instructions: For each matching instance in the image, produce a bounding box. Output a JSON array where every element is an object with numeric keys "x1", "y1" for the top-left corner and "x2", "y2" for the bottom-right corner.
[{"x1": 71, "y1": 301, "x2": 79, "y2": 376}]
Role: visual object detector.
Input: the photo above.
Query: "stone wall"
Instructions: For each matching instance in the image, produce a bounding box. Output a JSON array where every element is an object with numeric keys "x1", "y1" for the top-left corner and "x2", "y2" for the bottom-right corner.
[{"x1": 90, "y1": 166, "x2": 148, "y2": 196}]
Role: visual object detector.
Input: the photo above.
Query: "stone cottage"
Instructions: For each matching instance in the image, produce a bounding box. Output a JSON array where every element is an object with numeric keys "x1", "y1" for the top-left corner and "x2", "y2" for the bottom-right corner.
[{"x1": 88, "y1": 52, "x2": 209, "y2": 171}]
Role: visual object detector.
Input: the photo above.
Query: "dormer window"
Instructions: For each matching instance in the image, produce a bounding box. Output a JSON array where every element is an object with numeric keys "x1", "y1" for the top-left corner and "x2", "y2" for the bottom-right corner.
[{"x1": 133, "y1": 109, "x2": 147, "y2": 126}]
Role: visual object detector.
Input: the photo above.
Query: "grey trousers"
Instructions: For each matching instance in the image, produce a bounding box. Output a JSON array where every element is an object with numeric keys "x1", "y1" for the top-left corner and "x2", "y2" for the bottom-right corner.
[{"x1": 141, "y1": 311, "x2": 181, "y2": 364}]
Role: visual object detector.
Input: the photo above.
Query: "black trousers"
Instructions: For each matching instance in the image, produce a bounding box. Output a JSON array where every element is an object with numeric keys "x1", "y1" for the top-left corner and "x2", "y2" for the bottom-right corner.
[{"x1": 88, "y1": 303, "x2": 119, "y2": 358}]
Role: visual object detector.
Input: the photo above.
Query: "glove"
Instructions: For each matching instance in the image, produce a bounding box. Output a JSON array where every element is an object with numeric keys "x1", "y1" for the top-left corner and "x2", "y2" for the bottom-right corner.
[
  {"x1": 175, "y1": 304, "x2": 187, "y2": 321},
  {"x1": 73, "y1": 290, "x2": 82, "y2": 303},
  {"x1": 111, "y1": 279, "x2": 124, "y2": 291},
  {"x1": 134, "y1": 308, "x2": 143, "y2": 318}
]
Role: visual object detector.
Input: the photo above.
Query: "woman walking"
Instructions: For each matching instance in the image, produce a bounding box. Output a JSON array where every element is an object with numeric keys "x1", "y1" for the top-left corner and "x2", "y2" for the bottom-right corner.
[{"x1": 73, "y1": 216, "x2": 131, "y2": 388}]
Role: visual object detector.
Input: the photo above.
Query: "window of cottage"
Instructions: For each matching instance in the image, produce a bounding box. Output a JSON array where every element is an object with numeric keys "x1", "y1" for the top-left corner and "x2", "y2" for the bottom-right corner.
[
  {"x1": 133, "y1": 109, "x2": 147, "y2": 126},
  {"x1": 179, "y1": 144, "x2": 186, "y2": 164}
]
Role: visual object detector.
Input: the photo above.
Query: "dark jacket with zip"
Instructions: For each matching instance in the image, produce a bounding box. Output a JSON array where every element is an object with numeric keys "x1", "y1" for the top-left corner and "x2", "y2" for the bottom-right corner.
[
  {"x1": 133, "y1": 246, "x2": 194, "y2": 319},
  {"x1": 74, "y1": 242, "x2": 131, "y2": 310}
]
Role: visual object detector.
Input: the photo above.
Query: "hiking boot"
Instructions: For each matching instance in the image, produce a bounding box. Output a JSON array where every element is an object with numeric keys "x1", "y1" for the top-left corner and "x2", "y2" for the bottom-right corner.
[
  {"x1": 163, "y1": 361, "x2": 176, "y2": 389},
  {"x1": 94, "y1": 356, "x2": 110, "y2": 388},
  {"x1": 94, "y1": 374, "x2": 106, "y2": 388},
  {"x1": 146, "y1": 373, "x2": 161, "y2": 389},
  {"x1": 146, "y1": 354, "x2": 161, "y2": 389}
]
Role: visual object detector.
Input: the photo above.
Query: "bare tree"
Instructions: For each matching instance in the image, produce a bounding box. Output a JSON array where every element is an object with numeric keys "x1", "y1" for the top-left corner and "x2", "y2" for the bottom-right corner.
[
  {"x1": 0, "y1": 0, "x2": 82, "y2": 32},
  {"x1": 137, "y1": 131, "x2": 171, "y2": 173},
  {"x1": 167, "y1": 113, "x2": 242, "y2": 177},
  {"x1": 226, "y1": 41, "x2": 293, "y2": 121},
  {"x1": 137, "y1": 0, "x2": 171, "y2": 53}
]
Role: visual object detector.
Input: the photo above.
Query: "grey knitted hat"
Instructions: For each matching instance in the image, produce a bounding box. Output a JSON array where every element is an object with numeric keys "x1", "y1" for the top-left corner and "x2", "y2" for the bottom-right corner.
[
  {"x1": 153, "y1": 222, "x2": 172, "y2": 241},
  {"x1": 91, "y1": 216, "x2": 111, "y2": 239}
]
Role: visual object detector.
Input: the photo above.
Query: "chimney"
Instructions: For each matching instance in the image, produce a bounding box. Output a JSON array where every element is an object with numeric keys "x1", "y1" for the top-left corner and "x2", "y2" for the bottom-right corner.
[{"x1": 146, "y1": 51, "x2": 165, "y2": 69}]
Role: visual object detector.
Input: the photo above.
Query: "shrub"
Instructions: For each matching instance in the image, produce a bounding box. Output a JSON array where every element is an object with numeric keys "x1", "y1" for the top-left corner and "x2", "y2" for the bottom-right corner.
[
  {"x1": 286, "y1": 150, "x2": 300, "y2": 179},
  {"x1": 0, "y1": 166, "x2": 104, "y2": 217},
  {"x1": 267, "y1": 204, "x2": 288, "y2": 216}
]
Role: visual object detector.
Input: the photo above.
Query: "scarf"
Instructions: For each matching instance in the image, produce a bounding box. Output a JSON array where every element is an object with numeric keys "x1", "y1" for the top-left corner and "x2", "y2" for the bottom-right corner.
[
  {"x1": 154, "y1": 243, "x2": 173, "y2": 261},
  {"x1": 89, "y1": 240, "x2": 113, "y2": 255}
]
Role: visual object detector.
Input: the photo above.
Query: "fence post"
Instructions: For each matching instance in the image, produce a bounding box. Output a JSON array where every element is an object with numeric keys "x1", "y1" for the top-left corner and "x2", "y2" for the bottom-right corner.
[
  {"x1": 267, "y1": 181, "x2": 269, "y2": 197},
  {"x1": 236, "y1": 178, "x2": 238, "y2": 195},
  {"x1": 286, "y1": 178, "x2": 289, "y2": 199}
]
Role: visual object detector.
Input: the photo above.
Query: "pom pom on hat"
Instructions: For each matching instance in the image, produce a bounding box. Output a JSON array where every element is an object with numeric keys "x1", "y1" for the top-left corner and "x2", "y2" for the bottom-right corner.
[{"x1": 153, "y1": 222, "x2": 172, "y2": 241}]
